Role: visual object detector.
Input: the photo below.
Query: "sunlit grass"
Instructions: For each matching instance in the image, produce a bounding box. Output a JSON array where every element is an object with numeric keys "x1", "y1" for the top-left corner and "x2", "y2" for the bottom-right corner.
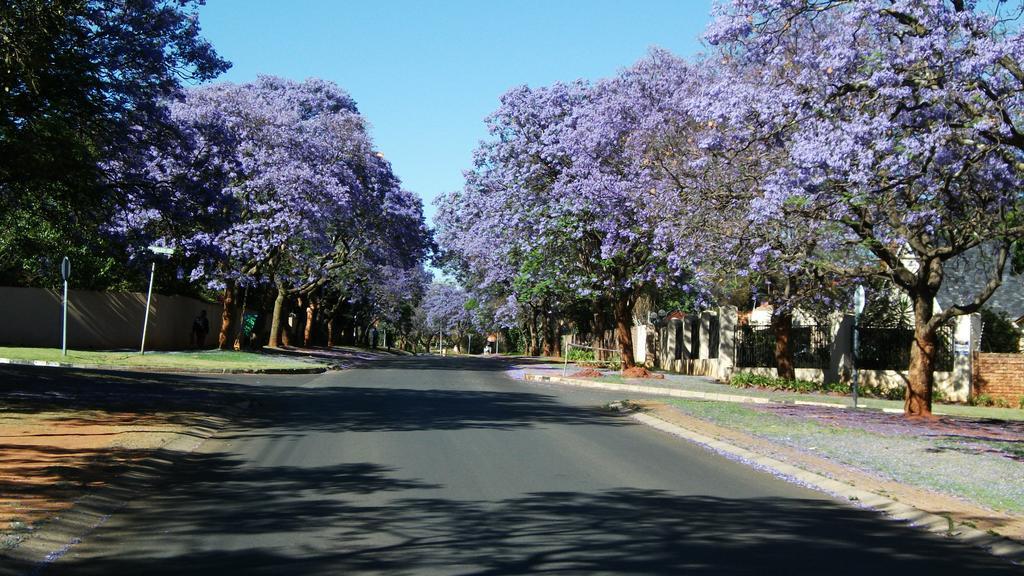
[{"x1": 0, "y1": 347, "x2": 326, "y2": 371}]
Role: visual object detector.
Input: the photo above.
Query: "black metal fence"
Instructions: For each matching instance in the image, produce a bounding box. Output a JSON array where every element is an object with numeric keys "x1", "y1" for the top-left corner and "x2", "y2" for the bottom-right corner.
[
  {"x1": 735, "y1": 324, "x2": 832, "y2": 369},
  {"x1": 708, "y1": 315, "x2": 720, "y2": 359},
  {"x1": 735, "y1": 324, "x2": 774, "y2": 367},
  {"x1": 793, "y1": 325, "x2": 833, "y2": 369},
  {"x1": 690, "y1": 316, "x2": 700, "y2": 359},
  {"x1": 855, "y1": 324, "x2": 954, "y2": 372}
]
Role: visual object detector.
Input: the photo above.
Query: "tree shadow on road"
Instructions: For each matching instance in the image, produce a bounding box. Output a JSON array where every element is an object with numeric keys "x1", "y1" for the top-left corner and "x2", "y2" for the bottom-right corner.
[
  {"x1": 21, "y1": 449, "x2": 1019, "y2": 575},
  {"x1": 0, "y1": 361, "x2": 628, "y2": 435},
  {"x1": 2, "y1": 362, "x2": 1019, "y2": 575}
]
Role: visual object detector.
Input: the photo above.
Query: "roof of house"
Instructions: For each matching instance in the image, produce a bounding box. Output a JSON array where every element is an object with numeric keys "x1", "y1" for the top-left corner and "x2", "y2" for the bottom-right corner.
[{"x1": 937, "y1": 246, "x2": 1024, "y2": 319}]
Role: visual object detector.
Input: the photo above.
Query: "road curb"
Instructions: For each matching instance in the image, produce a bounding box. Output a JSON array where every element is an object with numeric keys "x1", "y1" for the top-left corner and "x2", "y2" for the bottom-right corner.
[
  {"x1": 0, "y1": 401, "x2": 252, "y2": 576},
  {"x1": 631, "y1": 411, "x2": 1024, "y2": 566},
  {"x1": 525, "y1": 373, "x2": 907, "y2": 414},
  {"x1": 0, "y1": 356, "x2": 329, "y2": 375}
]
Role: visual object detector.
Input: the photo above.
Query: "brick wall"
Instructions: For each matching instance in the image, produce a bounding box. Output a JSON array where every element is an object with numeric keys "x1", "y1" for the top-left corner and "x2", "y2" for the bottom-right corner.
[{"x1": 973, "y1": 353, "x2": 1024, "y2": 402}]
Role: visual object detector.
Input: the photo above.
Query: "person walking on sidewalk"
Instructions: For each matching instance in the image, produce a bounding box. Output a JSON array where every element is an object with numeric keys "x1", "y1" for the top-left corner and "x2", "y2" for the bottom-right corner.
[{"x1": 192, "y1": 310, "x2": 210, "y2": 349}]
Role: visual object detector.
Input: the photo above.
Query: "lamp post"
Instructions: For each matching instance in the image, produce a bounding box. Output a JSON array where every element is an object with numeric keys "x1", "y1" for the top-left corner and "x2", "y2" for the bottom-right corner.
[
  {"x1": 140, "y1": 246, "x2": 175, "y2": 354},
  {"x1": 61, "y1": 257, "x2": 71, "y2": 356}
]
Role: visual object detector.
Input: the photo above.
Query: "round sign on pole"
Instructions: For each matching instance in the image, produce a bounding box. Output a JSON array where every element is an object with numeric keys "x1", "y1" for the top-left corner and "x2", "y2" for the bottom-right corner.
[
  {"x1": 61, "y1": 257, "x2": 71, "y2": 281},
  {"x1": 853, "y1": 285, "x2": 866, "y2": 315}
]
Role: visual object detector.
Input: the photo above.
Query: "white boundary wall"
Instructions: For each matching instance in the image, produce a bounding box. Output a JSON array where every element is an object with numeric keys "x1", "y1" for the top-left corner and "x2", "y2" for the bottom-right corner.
[{"x1": 649, "y1": 307, "x2": 978, "y2": 402}]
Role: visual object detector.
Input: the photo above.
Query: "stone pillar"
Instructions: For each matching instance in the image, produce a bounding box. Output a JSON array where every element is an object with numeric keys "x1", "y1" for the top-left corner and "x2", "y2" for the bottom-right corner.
[
  {"x1": 665, "y1": 318, "x2": 681, "y2": 371},
  {"x1": 699, "y1": 311, "x2": 712, "y2": 359},
  {"x1": 829, "y1": 314, "x2": 855, "y2": 384},
  {"x1": 632, "y1": 324, "x2": 646, "y2": 365},
  {"x1": 718, "y1": 306, "x2": 738, "y2": 381}
]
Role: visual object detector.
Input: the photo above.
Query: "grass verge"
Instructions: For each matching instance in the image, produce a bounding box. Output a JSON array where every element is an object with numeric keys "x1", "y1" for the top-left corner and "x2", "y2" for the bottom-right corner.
[
  {"x1": 664, "y1": 398, "x2": 1024, "y2": 515},
  {"x1": 0, "y1": 347, "x2": 327, "y2": 371}
]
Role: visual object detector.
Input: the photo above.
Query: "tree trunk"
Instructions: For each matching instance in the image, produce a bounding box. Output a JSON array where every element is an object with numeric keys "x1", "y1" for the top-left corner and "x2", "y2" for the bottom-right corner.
[
  {"x1": 591, "y1": 298, "x2": 606, "y2": 361},
  {"x1": 304, "y1": 298, "x2": 317, "y2": 347},
  {"x1": 268, "y1": 284, "x2": 287, "y2": 348},
  {"x1": 906, "y1": 292, "x2": 937, "y2": 417},
  {"x1": 327, "y1": 316, "x2": 336, "y2": 347},
  {"x1": 542, "y1": 308, "x2": 560, "y2": 357},
  {"x1": 771, "y1": 309, "x2": 795, "y2": 381},
  {"x1": 527, "y1": 310, "x2": 539, "y2": 356},
  {"x1": 614, "y1": 297, "x2": 636, "y2": 369},
  {"x1": 218, "y1": 280, "x2": 236, "y2": 351},
  {"x1": 285, "y1": 295, "x2": 303, "y2": 347}
]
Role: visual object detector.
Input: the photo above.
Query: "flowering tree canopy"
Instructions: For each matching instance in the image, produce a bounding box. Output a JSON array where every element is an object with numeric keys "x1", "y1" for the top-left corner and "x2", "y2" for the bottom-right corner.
[
  {"x1": 114, "y1": 77, "x2": 365, "y2": 284},
  {"x1": 633, "y1": 49, "x2": 847, "y2": 378},
  {"x1": 702, "y1": 0, "x2": 1024, "y2": 414},
  {"x1": 437, "y1": 72, "x2": 690, "y2": 365},
  {"x1": 112, "y1": 76, "x2": 431, "y2": 347}
]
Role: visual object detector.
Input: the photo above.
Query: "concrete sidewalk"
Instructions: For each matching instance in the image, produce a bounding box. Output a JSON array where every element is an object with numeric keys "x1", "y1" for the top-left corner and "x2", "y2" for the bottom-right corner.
[{"x1": 510, "y1": 359, "x2": 1024, "y2": 419}]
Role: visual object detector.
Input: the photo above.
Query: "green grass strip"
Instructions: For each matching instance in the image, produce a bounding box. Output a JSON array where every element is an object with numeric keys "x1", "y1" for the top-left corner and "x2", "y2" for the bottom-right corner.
[{"x1": 0, "y1": 347, "x2": 326, "y2": 371}]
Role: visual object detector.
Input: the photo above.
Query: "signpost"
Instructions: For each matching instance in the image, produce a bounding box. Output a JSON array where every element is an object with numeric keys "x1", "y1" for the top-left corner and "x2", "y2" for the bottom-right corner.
[
  {"x1": 852, "y1": 285, "x2": 866, "y2": 408},
  {"x1": 61, "y1": 257, "x2": 70, "y2": 357},
  {"x1": 140, "y1": 246, "x2": 175, "y2": 355}
]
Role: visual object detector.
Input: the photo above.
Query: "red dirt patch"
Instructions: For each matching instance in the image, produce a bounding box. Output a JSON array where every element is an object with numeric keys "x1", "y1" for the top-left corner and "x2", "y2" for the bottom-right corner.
[
  {"x1": 0, "y1": 412, "x2": 186, "y2": 535},
  {"x1": 570, "y1": 368, "x2": 604, "y2": 378},
  {"x1": 622, "y1": 367, "x2": 665, "y2": 379}
]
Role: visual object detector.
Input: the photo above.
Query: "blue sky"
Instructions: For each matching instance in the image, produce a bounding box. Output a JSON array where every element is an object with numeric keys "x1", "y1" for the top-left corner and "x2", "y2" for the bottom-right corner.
[{"x1": 197, "y1": 0, "x2": 715, "y2": 223}]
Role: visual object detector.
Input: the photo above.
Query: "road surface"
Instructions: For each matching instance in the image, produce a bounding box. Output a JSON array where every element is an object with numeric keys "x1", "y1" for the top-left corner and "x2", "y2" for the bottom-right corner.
[{"x1": 35, "y1": 356, "x2": 1021, "y2": 574}]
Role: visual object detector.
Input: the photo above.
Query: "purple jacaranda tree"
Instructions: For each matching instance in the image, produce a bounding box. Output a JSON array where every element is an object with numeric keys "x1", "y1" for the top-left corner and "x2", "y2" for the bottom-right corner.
[
  {"x1": 704, "y1": 0, "x2": 1024, "y2": 416},
  {"x1": 421, "y1": 282, "x2": 477, "y2": 352},
  {"x1": 114, "y1": 76, "x2": 432, "y2": 349},
  {"x1": 632, "y1": 49, "x2": 848, "y2": 380},
  {"x1": 438, "y1": 76, "x2": 681, "y2": 366},
  {"x1": 436, "y1": 83, "x2": 592, "y2": 358},
  {"x1": 121, "y1": 77, "x2": 363, "y2": 347},
  {"x1": 365, "y1": 264, "x2": 431, "y2": 348},
  {"x1": 270, "y1": 158, "x2": 431, "y2": 348}
]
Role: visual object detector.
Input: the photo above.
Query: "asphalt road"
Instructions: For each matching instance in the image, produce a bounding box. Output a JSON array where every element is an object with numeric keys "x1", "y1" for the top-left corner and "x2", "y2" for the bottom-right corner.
[{"x1": 30, "y1": 356, "x2": 1021, "y2": 574}]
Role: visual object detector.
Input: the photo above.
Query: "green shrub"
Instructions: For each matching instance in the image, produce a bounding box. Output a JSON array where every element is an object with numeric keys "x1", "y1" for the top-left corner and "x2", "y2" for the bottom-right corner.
[
  {"x1": 729, "y1": 372, "x2": 837, "y2": 394},
  {"x1": 566, "y1": 346, "x2": 621, "y2": 370},
  {"x1": 822, "y1": 381, "x2": 851, "y2": 394},
  {"x1": 968, "y1": 394, "x2": 994, "y2": 407},
  {"x1": 730, "y1": 373, "x2": 783, "y2": 389},
  {"x1": 567, "y1": 348, "x2": 595, "y2": 362},
  {"x1": 857, "y1": 383, "x2": 905, "y2": 401}
]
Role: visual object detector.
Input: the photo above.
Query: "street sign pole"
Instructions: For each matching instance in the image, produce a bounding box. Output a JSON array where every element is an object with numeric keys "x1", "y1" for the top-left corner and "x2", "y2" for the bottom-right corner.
[
  {"x1": 852, "y1": 285, "x2": 866, "y2": 408},
  {"x1": 61, "y1": 257, "x2": 70, "y2": 357},
  {"x1": 140, "y1": 261, "x2": 155, "y2": 355}
]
